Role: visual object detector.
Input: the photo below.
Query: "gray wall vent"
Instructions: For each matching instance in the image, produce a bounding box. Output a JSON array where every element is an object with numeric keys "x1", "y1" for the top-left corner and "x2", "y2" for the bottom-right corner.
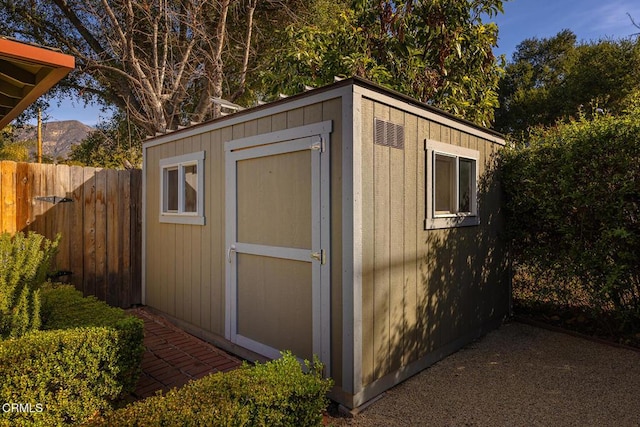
[{"x1": 374, "y1": 118, "x2": 405, "y2": 149}]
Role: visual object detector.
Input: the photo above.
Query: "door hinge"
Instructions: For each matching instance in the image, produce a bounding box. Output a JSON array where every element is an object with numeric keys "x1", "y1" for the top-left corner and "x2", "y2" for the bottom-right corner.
[
  {"x1": 310, "y1": 249, "x2": 326, "y2": 264},
  {"x1": 35, "y1": 196, "x2": 73, "y2": 204}
]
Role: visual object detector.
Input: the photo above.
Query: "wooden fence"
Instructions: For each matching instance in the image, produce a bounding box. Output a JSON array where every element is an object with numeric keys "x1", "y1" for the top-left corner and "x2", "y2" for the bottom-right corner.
[{"x1": 0, "y1": 161, "x2": 142, "y2": 308}]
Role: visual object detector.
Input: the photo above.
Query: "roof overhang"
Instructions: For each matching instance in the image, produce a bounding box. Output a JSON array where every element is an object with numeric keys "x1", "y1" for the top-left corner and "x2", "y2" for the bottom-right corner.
[{"x1": 0, "y1": 37, "x2": 75, "y2": 129}]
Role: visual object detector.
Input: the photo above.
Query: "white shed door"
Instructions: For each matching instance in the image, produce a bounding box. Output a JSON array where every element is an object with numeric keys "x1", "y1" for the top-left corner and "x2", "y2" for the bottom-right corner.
[{"x1": 225, "y1": 126, "x2": 330, "y2": 371}]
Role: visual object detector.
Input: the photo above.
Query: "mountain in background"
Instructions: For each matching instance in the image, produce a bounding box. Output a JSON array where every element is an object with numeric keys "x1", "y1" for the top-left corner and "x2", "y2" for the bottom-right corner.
[{"x1": 14, "y1": 120, "x2": 94, "y2": 160}]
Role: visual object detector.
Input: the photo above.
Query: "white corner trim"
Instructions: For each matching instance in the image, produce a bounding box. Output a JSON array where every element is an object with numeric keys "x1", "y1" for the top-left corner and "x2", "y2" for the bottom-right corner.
[
  {"x1": 141, "y1": 147, "x2": 147, "y2": 305},
  {"x1": 344, "y1": 90, "x2": 363, "y2": 395}
]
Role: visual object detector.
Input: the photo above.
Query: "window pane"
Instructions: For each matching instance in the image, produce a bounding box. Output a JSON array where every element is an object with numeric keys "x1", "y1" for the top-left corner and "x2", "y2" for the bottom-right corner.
[
  {"x1": 435, "y1": 154, "x2": 455, "y2": 214},
  {"x1": 184, "y1": 164, "x2": 198, "y2": 213},
  {"x1": 458, "y1": 158, "x2": 473, "y2": 213},
  {"x1": 165, "y1": 168, "x2": 178, "y2": 212}
]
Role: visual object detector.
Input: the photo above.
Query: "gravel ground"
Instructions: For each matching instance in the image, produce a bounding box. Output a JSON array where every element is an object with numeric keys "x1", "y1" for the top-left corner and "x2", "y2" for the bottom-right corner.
[{"x1": 330, "y1": 321, "x2": 640, "y2": 427}]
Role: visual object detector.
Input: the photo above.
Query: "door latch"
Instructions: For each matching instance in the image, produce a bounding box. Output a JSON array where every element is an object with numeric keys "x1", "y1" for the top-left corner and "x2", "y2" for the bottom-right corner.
[
  {"x1": 35, "y1": 196, "x2": 73, "y2": 204},
  {"x1": 227, "y1": 244, "x2": 236, "y2": 263},
  {"x1": 310, "y1": 250, "x2": 326, "y2": 264}
]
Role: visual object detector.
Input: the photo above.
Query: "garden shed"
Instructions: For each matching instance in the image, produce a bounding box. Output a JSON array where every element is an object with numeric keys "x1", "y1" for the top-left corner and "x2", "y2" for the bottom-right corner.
[{"x1": 142, "y1": 77, "x2": 510, "y2": 409}]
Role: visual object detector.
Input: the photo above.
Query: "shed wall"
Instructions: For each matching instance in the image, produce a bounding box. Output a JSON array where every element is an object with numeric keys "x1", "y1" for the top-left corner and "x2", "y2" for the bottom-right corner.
[
  {"x1": 144, "y1": 97, "x2": 344, "y2": 386},
  {"x1": 359, "y1": 97, "x2": 509, "y2": 388}
]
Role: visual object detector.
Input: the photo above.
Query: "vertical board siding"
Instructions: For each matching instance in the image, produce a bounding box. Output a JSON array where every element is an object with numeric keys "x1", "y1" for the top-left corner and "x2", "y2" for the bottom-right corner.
[
  {"x1": 323, "y1": 97, "x2": 343, "y2": 388},
  {"x1": 403, "y1": 113, "x2": 418, "y2": 366},
  {"x1": 388, "y1": 107, "x2": 405, "y2": 374},
  {"x1": 143, "y1": 98, "x2": 345, "y2": 386},
  {"x1": 360, "y1": 99, "x2": 375, "y2": 385},
  {"x1": 428, "y1": 121, "x2": 447, "y2": 351},
  {"x1": 0, "y1": 161, "x2": 142, "y2": 308},
  {"x1": 372, "y1": 102, "x2": 391, "y2": 380},
  {"x1": 200, "y1": 131, "x2": 213, "y2": 333},
  {"x1": 214, "y1": 127, "x2": 229, "y2": 334},
  {"x1": 415, "y1": 117, "x2": 431, "y2": 357},
  {"x1": 360, "y1": 97, "x2": 507, "y2": 387},
  {"x1": 144, "y1": 147, "x2": 161, "y2": 310}
]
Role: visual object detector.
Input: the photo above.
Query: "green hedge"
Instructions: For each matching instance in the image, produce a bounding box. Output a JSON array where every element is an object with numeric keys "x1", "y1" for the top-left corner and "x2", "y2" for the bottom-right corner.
[
  {"x1": 0, "y1": 285, "x2": 144, "y2": 426},
  {"x1": 89, "y1": 352, "x2": 332, "y2": 427},
  {"x1": 501, "y1": 105, "x2": 640, "y2": 328}
]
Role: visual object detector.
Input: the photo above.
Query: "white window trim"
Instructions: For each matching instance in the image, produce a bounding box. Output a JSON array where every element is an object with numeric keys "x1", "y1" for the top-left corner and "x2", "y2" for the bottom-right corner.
[
  {"x1": 425, "y1": 140, "x2": 479, "y2": 229},
  {"x1": 159, "y1": 151, "x2": 205, "y2": 225}
]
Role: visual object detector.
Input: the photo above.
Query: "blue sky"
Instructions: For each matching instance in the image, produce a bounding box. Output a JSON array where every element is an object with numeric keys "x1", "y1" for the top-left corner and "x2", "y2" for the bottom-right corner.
[
  {"x1": 492, "y1": 0, "x2": 640, "y2": 59},
  {"x1": 46, "y1": 0, "x2": 640, "y2": 127},
  {"x1": 40, "y1": 98, "x2": 113, "y2": 127}
]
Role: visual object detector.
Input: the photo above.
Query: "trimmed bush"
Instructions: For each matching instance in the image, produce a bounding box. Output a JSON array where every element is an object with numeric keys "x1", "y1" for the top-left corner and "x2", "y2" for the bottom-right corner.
[
  {"x1": 0, "y1": 232, "x2": 59, "y2": 339},
  {"x1": 501, "y1": 106, "x2": 640, "y2": 330},
  {"x1": 89, "y1": 352, "x2": 333, "y2": 427},
  {"x1": 0, "y1": 284, "x2": 144, "y2": 426}
]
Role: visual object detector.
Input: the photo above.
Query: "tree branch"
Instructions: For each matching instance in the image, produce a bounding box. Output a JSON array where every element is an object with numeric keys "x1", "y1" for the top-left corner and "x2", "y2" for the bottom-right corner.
[{"x1": 231, "y1": 0, "x2": 257, "y2": 101}]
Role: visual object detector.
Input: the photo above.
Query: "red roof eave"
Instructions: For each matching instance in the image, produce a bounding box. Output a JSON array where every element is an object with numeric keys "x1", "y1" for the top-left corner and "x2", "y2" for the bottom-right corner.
[{"x1": 0, "y1": 37, "x2": 75, "y2": 129}]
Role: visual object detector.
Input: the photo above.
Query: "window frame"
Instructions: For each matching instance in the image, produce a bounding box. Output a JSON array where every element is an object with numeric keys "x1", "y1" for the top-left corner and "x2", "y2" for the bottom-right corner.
[
  {"x1": 159, "y1": 151, "x2": 205, "y2": 225},
  {"x1": 425, "y1": 140, "x2": 479, "y2": 229}
]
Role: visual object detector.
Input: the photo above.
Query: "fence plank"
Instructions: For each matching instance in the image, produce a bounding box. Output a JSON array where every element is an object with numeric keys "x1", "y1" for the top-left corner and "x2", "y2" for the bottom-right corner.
[
  {"x1": 69, "y1": 166, "x2": 85, "y2": 291},
  {"x1": 119, "y1": 170, "x2": 131, "y2": 308},
  {"x1": 130, "y1": 170, "x2": 142, "y2": 305},
  {"x1": 43, "y1": 163, "x2": 57, "y2": 241},
  {"x1": 106, "y1": 169, "x2": 119, "y2": 306},
  {"x1": 94, "y1": 169, "x2": 107, "y2": 301},
  {"x1": 83, "y1": 167, "x2": 97, "y2": 298},
  {"x1": 0, "y1": 161, "x2": 141, "y2": 307},
  {"x1": 28, "y1": 163, "x2": 44, "y2": 235},
  {"x1": 54, "y1": 164, "x2": 71, "y2": 275},
  {"x1": 15, "y1": 162, "x2": 31, "y2": 232},
  {"x1": 0, "y1": 161, "x2": 17, "y2": 234}
]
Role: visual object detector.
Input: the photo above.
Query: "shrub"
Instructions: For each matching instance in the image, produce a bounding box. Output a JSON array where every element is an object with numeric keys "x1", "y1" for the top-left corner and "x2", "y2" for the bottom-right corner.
[
  {"x1": 90, "y1": 351, "x2": 333, "y2": 427},
  {"x1": 500, "y1": 106, "x2": 640, "y2": 330},
  {"x1": 0, "y1": 285, "x2": 144, "y2": 426},
  {"x1": 0, "y1": 232, "x2": 58, "y2": 339},
  {"x1": 39, "y1": 284, "x2": 144, "y2": 394}
]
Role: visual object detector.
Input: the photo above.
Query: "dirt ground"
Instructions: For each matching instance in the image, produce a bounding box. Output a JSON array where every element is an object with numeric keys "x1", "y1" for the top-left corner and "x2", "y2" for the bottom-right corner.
[{"x1": 328, "y1": 321, "x2": 640, "y2": 427}]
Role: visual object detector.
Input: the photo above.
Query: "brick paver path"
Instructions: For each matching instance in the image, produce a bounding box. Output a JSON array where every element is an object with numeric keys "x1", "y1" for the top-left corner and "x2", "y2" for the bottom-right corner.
[{"x1": 129, "y1": 308, "x2": 242, "y2": 399}]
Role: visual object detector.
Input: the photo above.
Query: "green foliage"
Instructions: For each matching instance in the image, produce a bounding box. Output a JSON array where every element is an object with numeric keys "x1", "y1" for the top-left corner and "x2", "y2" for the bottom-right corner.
[
  {"x1": 0, "y1": 141, "x2": 32, "y2": 162},
  {"x1": 0, "y1": 0, "x2": 317, "y2": 133},
  {"x1": 0, "y1": 232, "x2": 59, "y2": 340},
  {"x1": 2, "y1": 0, "x2": 505, "y2": 130},
  {"x1": 260, "y1": 0, "x2": 505, "y2": 126},
  {"x1": 496, "y1": 31, "x2": 640, "y2": 136},
  {"x1": 0, "y1": 126, "x2": 33, "y2": 162},
  {"x1": 67, "y1": 112, "x2": 144, "y2": 169},
  {"x1": 91, "y1": 352, "x2": 332, "y2": 427},
  {"x1": 0, "y1": 284, "x2": 144, "y2": 426},
  {"x1": 500, "y1": 107, "x2": 640, "y2": 329}
]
